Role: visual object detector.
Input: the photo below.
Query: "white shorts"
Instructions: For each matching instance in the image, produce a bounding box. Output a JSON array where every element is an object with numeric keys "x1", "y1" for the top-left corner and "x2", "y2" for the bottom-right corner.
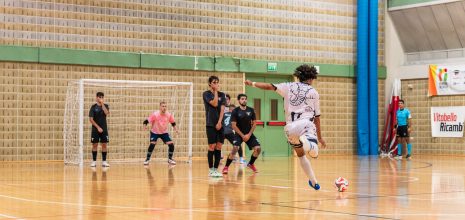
[
  {"x1": 284, "y1": 119, "x2": 319, "y2": 157},
  {"x1": 284, "y1": 118, "x2": 317, "y2": 143}
]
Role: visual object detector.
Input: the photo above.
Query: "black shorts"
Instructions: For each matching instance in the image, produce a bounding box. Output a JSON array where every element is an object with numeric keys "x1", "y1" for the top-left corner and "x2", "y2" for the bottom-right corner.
[
  {"x1": 91, "y1": 130, "x2": 109, "y2": 143},
  {"x1": 206, "y1": 126, "x2": 224, "y2": 145},
  {"x1": 225, "y1": 133, "x2": 235, "y2": 145},
  {"x1": 233, "y1": 134, "x2": 260, "y2": 150},
  {"x1": 396, "y1": 125, "x2": 409, "y2": 137},
  {"x1": 150, "y1": 132, "x2": 172, "y2": 143}
]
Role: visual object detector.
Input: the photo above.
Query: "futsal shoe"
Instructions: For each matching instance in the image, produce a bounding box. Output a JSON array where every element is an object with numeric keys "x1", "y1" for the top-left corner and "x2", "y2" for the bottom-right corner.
[
  {"x1": 240, "y1": 158, "x2": 247, "y2": 164},
  {"x1": 406, "y1": 154, "x2": 412, "y2": 160},
  {"x1": 222, "y1": 166, "x2": 229, "y2": 174},
  {"x1": 208, "y1": 169, "x2": 215, "y2": 177},
  {"x1": 90, "y1": 161, "x2": 96, "y2": 167},
  {"x1": 213, "y1": 169, "x2": 223, "y2": 178},
  {"x1": 168, "y1": 158, "x2": 177, "y2": 165},
  {"x1": 309, "y1": 180, "x2": 320, "y2": 190},
  {"x1": 102, "y1": 161, "x2": 110, "y2": 167},
  {"x1": 395, "y1": 155, "x2": 402, "y2": 160},
  {"x1": 247, "y1": 164, "x2": 258, "y2": 173}
]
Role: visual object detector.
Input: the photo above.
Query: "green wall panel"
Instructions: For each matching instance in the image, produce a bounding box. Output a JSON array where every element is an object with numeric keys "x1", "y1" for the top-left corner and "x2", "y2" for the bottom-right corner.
[
  {"x1": 240, "y1": 59, "x2": 302, "y2": 75},
  {"x1": 378, "y1": 66, "x2": 387, "y2": 78},
  {"x1": 0, "y1": 45, "x2": 387, "y2": 79},
  {"x1": 0, "y1": 45, "x2": 39, "y2": 62},
  {"x1": 196, "y1": 56, "x2": 215, "y2": 71},
  {"x1": 319, "y1": 64, "x2": 352, "y2": 77},
  {"x1": 214, "y1": 57, "x2": 240, "y2": 72},
  {"x1": 142, "y1": 54, "x2": 193, "y2": 70}
]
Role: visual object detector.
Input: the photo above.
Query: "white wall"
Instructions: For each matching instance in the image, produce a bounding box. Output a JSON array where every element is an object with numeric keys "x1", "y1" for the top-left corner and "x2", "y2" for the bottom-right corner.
[{"x1": 384, "y1": 2, "x2": 465, "y2": 106}]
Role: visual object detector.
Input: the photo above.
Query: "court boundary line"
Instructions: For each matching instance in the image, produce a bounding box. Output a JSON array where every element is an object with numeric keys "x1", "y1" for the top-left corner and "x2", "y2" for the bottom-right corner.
[
  {"x1": 260, "y1": 202, "x2": 400, "y2": 220},
  {"x1": 0, "y1": 213, "x2": 24, "y2": 220}
]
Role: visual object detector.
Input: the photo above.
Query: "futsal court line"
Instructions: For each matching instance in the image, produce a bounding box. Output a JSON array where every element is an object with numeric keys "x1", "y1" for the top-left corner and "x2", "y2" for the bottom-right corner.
[
  {"x1": 1, "y1": 182, "x2": 465, "y2": 218},
  {"x1": 4, "y1": 191, "x2": 465, "y2": 219},
  {"x1": 273, "y1": 175, "x2": 419, "y2": 184},
  {"x1": 319, "y1": 160, "x2": 433, "y2": 175},
  {"x1": 161, "y1": 175, "x2": 431, "y2": 201},
  {"x1": 0, "y1": 193, "x2": 393, "y2": 217},
  {"x1": 0, "y1": 158, "x2": 431, "y2": 185},
  {"x1": 0, "y1": 213, "x2": 24, "y2": 220},
  {"x1": 0, "y1": 163, "x2": 447, "y2": 203},
  {"x1": 260, "y1": 202, "x2": 465, "y2": 218},
  {"x1": 260, "y1": 202, "x2": 399, "y2": 220},
  {"x1": 0, "y1": 209, "x2": 181, "y2": 220},
  {"x1": 264, "y1": 185, "x2": 465, "y2": 204}
]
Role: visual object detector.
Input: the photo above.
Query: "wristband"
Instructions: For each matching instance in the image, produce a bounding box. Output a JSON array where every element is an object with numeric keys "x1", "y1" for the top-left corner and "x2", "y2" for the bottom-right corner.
[{"x1": 252, "y1": 82, "x2": 257, "y2": 87}]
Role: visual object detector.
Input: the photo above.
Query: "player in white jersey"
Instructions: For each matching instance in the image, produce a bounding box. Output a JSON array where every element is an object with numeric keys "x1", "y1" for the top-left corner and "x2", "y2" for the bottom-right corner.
[{"x1": 244, "y1": 64, "x2": 326, "y2": 190}]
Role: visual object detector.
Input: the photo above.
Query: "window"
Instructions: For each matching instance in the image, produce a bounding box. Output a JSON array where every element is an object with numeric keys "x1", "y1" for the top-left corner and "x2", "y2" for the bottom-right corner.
[{"x1": 270, "y1": 99, "x2": 278, "y2": 120}]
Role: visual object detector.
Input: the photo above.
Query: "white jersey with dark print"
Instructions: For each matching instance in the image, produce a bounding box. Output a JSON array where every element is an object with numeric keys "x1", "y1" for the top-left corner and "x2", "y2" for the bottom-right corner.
[
  {"x1": 274, "y1": 82, "x2": 320, "y2": 141},
  {"x1": 274, "y1": 82, "x2": 320, "y2": 123}
]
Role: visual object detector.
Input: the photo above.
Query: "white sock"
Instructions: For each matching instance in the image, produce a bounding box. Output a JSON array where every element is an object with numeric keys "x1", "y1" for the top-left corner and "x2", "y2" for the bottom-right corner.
[{"x1": 299, "y1": 155, "x2": 317, "y2": 183}]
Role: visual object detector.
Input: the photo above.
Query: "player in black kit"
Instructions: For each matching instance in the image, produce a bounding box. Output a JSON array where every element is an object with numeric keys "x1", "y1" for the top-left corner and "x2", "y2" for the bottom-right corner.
[
  {"x1": 223, "y1": 94, "x2": 261, "y2": 174},
  {"x1": 89, "y1": 92, "x2": 110, "y2": 168},
  {"x1": 203, "y1": 76, "x2": 226, "y2": 177},
  {"x1": 223, "y1": 94, "x2": 246, "y2": 164}
]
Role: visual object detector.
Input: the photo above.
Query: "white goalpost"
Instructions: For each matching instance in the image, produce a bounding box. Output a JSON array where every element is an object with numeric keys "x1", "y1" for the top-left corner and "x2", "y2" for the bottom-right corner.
[{"x1": 63, "y1": 79, "x2": 193, "y2": 166}]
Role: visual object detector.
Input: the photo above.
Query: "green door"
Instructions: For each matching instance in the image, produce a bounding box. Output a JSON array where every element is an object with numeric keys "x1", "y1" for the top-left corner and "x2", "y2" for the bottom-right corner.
[
  {"x1": 245, "y1": 76, "x2": 266, "y2": 156},
  {"x1": 245, "y1": 75, "x2": 291, "y2": 157}
]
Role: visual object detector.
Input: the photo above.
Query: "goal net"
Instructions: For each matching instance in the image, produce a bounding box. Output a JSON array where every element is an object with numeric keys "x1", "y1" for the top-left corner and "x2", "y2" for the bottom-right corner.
[{"x1": 63, "y1": 79, "x2": 193, "y2": 166}]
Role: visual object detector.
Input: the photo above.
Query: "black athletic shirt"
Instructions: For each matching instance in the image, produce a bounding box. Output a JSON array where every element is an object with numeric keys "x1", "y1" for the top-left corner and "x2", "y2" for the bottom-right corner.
[
  {"x1": 231, "y1": 106, "x2": 256, "y2": 134},
  {"x1": 89, "y1": 103, "x2": 109, "y2": 131},
  {"x1": 223, "y1": 111, "x2": 234, "y2": 134},
  {"x1": 203, "y1": 91, "x2": 226, "y2": 127}
]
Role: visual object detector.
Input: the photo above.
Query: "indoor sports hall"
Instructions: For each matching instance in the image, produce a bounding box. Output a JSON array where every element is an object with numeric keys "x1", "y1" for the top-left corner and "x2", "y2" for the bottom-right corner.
[{"x1": 1, "y1": 0, "x2": 465, "y2": 219}]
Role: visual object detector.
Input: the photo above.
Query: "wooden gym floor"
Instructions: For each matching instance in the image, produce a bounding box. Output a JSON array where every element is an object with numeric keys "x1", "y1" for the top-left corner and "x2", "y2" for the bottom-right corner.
[{"x1": 0, "y1": 155, "x2": 464, "y2": 220}]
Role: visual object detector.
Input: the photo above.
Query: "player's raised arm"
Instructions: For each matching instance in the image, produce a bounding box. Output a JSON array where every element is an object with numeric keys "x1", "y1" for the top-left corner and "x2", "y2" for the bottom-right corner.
[
  {"x1": 101, "y1": 103, "x2": 110, "y2": 116},
  {"x1": 97, "y1": 94, "x2": 110, "y2": 116},
  {"x1": 244, "y1": 80, "x2": 276, "y2": 90},
  {"x1": 207, "y1": 90, "x2": 219, "y2": 107},
  {"x1": 204, "y1": 76, "x2": 221, "y2": 107}
]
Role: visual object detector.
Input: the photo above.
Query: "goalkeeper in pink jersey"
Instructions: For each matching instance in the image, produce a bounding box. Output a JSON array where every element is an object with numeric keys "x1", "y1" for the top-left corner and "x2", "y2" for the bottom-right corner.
[{"x1": 143, "y1": 101, "x2": 179, "y2": 165}]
